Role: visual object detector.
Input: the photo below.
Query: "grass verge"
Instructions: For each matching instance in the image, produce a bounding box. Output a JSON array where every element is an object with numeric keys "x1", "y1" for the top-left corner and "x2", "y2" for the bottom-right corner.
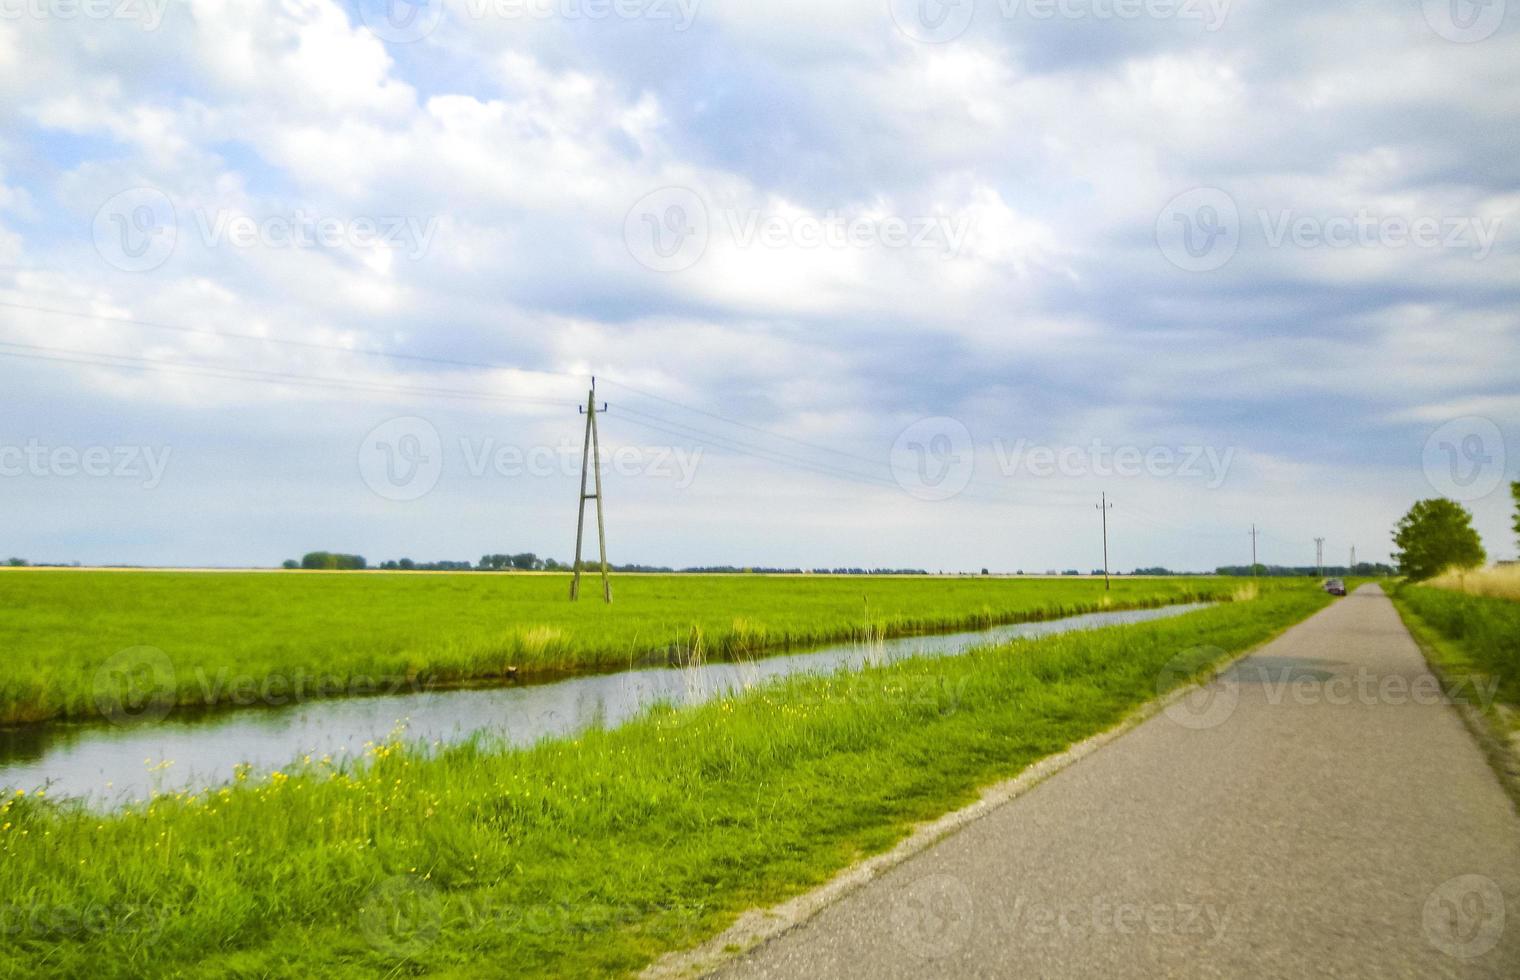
[
  {"x1": 0, "y1": 571, "x2": 1235, "y2": 727},
  {"x1": 0, "y1": 582, "x2": 1327, "y2": 977},
  {"x1": 1389, "y1": 583, "x2": 1520, "y2": 802}
]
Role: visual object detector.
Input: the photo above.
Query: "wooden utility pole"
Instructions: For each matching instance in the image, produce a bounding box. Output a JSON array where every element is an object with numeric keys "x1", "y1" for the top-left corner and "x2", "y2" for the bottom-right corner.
[
  {"x1": 1249, "y1": 524, "x2": 1259, "y2": 578},
  {"x1": 570, "y1": 377, "x2": 611, "y2": 603},
  {"x1": 1096, "y1": 492, "x2": 1113, "y2": 590}
]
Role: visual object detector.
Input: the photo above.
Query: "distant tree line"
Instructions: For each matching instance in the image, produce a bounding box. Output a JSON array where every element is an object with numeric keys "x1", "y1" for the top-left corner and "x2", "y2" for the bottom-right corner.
[
  {"x1": 1212, "y1": 563, "x2": 1395, "y2": 577},
  {"x1": 278, "y1": 553, "x2": 927, "y2": 575},
  {"x1": 284, "y1": 552, "x2": 368, "y2": 570},
  {"x1": 586, "y1": 563, "x2": 931, "y2": 575},
  {"x1": 477, "y1": 554, "x2": 566, "y2": 571}
]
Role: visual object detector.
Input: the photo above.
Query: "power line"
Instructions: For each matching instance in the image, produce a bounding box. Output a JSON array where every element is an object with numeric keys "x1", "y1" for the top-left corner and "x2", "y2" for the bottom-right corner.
[
  {"x1": 599, "y1": 376, "x2": 890, "y2": 468},
  {"x1": 614, "y1": 403, "x2": 894, "y2": 483},
  {"x1": 614, "y1": 411, "x2": 911, "y2": 494},
  {"x1": 0, "y1": 341, "x2": 568, "y2": 407},
  {"x1": 619, "y1": 403, "x2": 1109, "y2": 506},
  {"x1": 0, "y1": 299, "x2": 1266, "y2": 531},
  {"x1": 0, "y1": 298, "x2": 570, "y2": 380},
  {"x1": 1, "y1": 299, "x2": 908, "y2": 470},
  {"x1": 1, "y1": 298, "x2": 954, "y2": 479},
  {"x1": 0, "y1": 329, "x2": 1061, "y2": 502},
  {"x1": 6, "y1": 334, "x2": 936, "y2": 499}
]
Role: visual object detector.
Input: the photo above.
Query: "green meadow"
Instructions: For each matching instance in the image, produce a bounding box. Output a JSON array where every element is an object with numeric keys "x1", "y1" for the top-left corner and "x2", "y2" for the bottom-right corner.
[
  {"x1": 1392, "y1": 581, "x2": 1520, "y2": 745},
  {"x1": 0, "y1": 570, "x2": 1236, "y2": 726},
  {"x1": 0, "y1": 581, "x2": 1329, "y2": 978}
]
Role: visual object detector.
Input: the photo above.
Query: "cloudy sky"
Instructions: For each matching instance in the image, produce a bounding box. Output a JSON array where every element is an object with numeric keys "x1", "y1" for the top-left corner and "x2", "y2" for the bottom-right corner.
[{"x1": 0, "y1": 0, "x2": 1515, "y2": 572}]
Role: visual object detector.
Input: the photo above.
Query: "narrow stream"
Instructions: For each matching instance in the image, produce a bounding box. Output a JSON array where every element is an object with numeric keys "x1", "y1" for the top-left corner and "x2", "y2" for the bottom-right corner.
[{"x1": 0, "y1": 602, "x2": 1209, "y2": 805}]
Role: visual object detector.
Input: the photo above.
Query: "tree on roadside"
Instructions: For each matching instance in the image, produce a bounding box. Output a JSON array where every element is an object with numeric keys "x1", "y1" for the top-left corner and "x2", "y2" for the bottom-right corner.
[
  {"x1": 1391, "y1": 498, "x2": 1485, "y2": 581},
  {"x1": 1512, "y1": 481, "x2": 1519, "y2": 550}
]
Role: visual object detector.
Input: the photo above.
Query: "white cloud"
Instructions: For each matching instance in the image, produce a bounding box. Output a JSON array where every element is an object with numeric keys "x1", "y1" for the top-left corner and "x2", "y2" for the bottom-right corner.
[{"x1": 0, "y1": 0, "x2": 1516, "y2": 566}]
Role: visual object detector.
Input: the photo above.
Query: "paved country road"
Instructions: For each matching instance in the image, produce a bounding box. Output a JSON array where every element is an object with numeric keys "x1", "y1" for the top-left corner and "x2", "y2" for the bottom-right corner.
[{"x1": 719, "y1": 586, "x2": 1520, "y2": 979}]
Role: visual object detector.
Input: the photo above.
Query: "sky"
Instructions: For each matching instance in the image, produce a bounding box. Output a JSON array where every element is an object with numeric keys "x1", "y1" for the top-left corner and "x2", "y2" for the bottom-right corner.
[{"x1": 0, "y1": 0, "x2": 1516, "y2": 572}]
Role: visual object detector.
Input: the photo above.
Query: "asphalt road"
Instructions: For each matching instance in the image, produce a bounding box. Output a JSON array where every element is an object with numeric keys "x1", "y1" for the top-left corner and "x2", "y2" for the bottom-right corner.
[{"x1": 720, "y1": 586, "x2": 1520, "y2": 979}]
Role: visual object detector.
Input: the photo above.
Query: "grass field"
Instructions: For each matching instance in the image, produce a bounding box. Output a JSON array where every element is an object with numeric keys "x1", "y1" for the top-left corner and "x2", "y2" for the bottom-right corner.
[
  {"x1": 1423, "y1": 563, "x2": 1520, "y2": 602},
  {"x1": 0, "y1": 570, "x2": 1238, "y2": 727},
  {"x1": 0, "y1": 582, "x2": 1329, "y2": 978},
  {"x1": 1392, "y1": 580, "x2": 1520, "y2": 731}
]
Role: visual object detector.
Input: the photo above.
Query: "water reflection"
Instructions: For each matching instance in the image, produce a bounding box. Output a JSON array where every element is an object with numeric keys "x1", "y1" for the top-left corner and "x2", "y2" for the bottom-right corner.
[{"x1": 0, "y1": 603, "x2": 1209, "y2": 805}]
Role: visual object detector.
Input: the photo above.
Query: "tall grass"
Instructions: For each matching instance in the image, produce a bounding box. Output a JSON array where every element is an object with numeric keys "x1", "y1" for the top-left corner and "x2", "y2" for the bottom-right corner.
[
  {"x1": 0, "y1": 571, "x2": 1236, "y2": 726},
  {"x1": 1425, "y1": 563, "x2": 1520, "y2": 602},
  {"x1": 1395, "y1": 581, "x2": 1520, "y2": 708},
  {"x1": 0, "y1": 584, "x2": 1328, "y2": 978}
]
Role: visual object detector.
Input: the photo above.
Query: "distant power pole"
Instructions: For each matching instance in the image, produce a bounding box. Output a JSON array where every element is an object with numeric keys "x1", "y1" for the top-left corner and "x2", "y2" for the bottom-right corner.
[
  {"x1": 570, "y1": 377, "x2": 611, "y2": 603},
  {"x1": 1349, "y1": 545, "x2": 1356, "y2": 575},
  {"x1": 1096, "y1": 492, "x2": 1114, "y2": 590},
  {"x1": 1249, "y1": 524, "x2": 1259, "y2": 578},
  {"x1": 1314, "y1": 537, "x2": 1325, "y2": 579}
]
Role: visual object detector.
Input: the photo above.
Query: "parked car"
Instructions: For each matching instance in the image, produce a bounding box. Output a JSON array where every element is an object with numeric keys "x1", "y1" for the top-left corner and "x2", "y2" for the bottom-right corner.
[{"x1": 1325, "y1": 578, "x2": 1346, "y2": 596}]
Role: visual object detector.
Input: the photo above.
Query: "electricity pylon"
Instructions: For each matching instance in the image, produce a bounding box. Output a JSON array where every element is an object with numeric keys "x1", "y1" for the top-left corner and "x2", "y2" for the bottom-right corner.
[
  {"x1": 1096, "y1": 492, "x2": 1113, "y2": 590},
  {"x1": 570, "y1": 377, "x2": 611, "y2": 603}
]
